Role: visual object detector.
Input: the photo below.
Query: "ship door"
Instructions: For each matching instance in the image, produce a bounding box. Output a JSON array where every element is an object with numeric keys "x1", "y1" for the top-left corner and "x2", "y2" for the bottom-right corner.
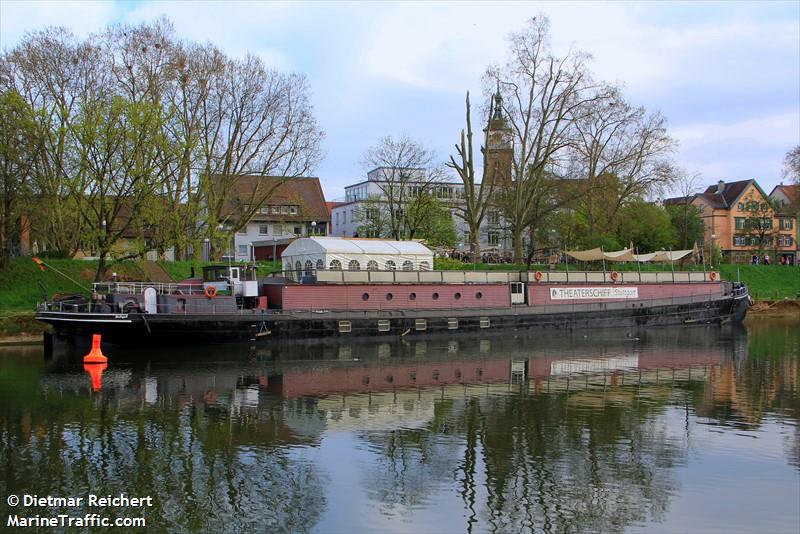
[
  {"x1": 229, "y1": 267, "x2": 242, "y2": 296},
  {"x1": 510, "y1": 282, "x2": 526, "y2": 305},
  {"x1": 143, "y1": 287, "x2": 158, "y2": 314}
]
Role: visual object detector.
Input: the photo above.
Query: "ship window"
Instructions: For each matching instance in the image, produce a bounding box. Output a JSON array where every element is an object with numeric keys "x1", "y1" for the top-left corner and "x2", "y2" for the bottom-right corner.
[
  {"x1": 448, "y1": 318, "x2": 458, "y2": 330},
  {"x1": 432, "y1": 292, "x2": 439, "y2": 300},
  {"x1": 409, "y1": 292, "x2": 417, "y2": 300},
  {"x1": 386, "y1": 293, "x2": 393, "y2": 301},
  {"x1": 476, "y1": 291, "x2": 483, "y2": 299},
  {"x1": 454, "y1": 292, "x2": 462, "y2": 300},
  {"x1": 362, "y1": 293, "x2": 370, "y2": 301},
  {"x1": 480, "y1": 317, "x2": 490, "y2": 328},
  {"x1": 415, "y1": 318, "x2": 426, "y2": 331},
  {"x1": 338, "y1": 320, "x2": 351, "y2": 333},
  {"x1": 378, "y1": 319, "x2": 390, "y2": 332}
]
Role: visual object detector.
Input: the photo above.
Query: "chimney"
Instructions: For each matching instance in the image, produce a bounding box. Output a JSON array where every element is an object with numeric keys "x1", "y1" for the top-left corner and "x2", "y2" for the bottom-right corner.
[{"x1": 716, "y1": 180, "x2": 725, "y2": 194}]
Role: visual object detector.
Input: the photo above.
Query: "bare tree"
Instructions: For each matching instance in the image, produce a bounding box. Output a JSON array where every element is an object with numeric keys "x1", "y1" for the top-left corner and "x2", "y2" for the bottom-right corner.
[
  {"x1": 568, "y1": 85, "x2": 676, "y2": 236},
  {"x1": 488, "y1": 16, "x2": 601, "y2": 262},
  {"x1": 447, "y1": 92, "x2": 497, "y2": 260},
  {"x1": 783, "y1": 145, "x2": 800, "y2": 186},
  {"x1": 198, "y1": 56, "x2": 324, "y2": 259},
  {"x1": 361, "y1": 135, "x2": 444, "y2": 241}
]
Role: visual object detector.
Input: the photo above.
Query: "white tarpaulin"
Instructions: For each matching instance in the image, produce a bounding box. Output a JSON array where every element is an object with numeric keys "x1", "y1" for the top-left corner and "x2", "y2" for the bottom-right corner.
[
  {"x1": 566, "y1": 247, "x2": 694, "y2": 263},
  {"x1": 282, "y1": 237, "x2": 434, "y2": 278}
]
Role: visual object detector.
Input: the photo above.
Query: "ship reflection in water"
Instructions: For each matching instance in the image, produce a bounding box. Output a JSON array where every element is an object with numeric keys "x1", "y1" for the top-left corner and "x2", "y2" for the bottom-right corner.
[{"x1": 1, "y1": 319, "x2": 798, "y2": 533}]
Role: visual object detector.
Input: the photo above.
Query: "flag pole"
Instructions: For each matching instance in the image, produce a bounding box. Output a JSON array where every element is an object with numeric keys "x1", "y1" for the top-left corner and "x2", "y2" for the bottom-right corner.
[{"x1": 33, "y1": 257, "x2": 92, "y2": 293}]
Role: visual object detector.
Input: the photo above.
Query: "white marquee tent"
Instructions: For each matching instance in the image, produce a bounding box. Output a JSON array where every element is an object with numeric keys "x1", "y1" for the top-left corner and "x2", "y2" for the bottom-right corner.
[
  {"x1": 565, "y1": 247, "x2": 695, "y2": 262},
  {"x1": 282, "y1": 237, "x2": 434, "y2": 278}
]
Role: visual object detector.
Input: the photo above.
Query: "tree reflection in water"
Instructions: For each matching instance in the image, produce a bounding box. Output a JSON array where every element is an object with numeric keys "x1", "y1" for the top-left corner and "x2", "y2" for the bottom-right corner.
[{"x1": 0, "y1": 319, "x2": 797, "y2": 533}]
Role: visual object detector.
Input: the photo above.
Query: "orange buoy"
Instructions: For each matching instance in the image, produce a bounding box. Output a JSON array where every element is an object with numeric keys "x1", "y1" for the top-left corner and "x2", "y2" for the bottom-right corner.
[
  {"x1": 204, "y1": 285, "x2": 218, "y2": 298},
  {"x1": 610, "y1": 271, "x2": 619, "y2": 283},
  {"x1": 710, "y1": 271, "x2": 718, "y2": 281},
  {"x1": 84, "y1": 361, "x2": 107, "y2": 392},
  {"x1": 83, "y1": 334, "x2": 108, "y2": 364},
  {"x1": 534, "y1": 271, "x2": 543, "y2": 282}
]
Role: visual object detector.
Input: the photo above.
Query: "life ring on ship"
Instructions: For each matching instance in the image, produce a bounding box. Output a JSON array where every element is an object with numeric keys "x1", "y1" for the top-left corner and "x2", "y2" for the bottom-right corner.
[
  {"x1": 534, "y1": 271, "x2": 543, "y2": 282},
  {"x1": 709, "y1": 271, "x2": 718, "y2": 281},
  {"x1": 204, "y1": 286, "x2": 218, "y2": 299},
  {"x1": 610, "y1": 271, "x2": 619, "y2": 283}
]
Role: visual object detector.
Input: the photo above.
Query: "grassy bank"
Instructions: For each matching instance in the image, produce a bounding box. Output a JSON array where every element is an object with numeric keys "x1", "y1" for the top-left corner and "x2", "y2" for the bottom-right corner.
[
  {"x1": 157, "y1": 260, "x2": 282, "y2": 281},
  {"x1": 0, "y1": 258, "x2": 145, "y2": 312}
]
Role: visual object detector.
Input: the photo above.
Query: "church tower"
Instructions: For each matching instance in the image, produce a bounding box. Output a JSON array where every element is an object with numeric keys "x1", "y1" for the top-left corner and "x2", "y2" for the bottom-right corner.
[{"x1": 482, "y1": 84, "x2": 513, "y2": 188}]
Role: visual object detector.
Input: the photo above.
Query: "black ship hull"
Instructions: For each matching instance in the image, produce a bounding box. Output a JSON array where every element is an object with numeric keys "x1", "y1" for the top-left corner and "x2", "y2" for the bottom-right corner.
[{"x1": 37, "y1": 293, "x2": 749, "y2": 347}]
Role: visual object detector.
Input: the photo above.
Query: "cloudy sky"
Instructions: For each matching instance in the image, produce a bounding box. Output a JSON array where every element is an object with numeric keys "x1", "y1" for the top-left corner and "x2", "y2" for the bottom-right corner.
[{"x1": 2, "y1": 1, "x2": 798, "y2": 199}]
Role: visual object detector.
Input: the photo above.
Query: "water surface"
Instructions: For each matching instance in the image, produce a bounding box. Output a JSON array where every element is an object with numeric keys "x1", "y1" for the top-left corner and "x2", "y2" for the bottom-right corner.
[{"x1": 1, "y1": 319, "x2": 798, "y2": 533}]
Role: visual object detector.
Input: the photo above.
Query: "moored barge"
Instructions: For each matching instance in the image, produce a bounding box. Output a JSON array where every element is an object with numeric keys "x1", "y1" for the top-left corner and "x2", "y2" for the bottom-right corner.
[{"x1": 35, "y1": 257, "x2": 749, "y2": 346}]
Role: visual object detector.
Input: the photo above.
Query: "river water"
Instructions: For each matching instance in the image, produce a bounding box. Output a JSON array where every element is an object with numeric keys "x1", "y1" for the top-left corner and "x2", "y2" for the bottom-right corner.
[{"x1": 1, "y1": 318, "x2": 798, "y2": 533}]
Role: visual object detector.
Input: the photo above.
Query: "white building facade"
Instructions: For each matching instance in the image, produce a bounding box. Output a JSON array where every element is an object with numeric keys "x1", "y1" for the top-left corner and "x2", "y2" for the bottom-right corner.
[{"x1": 330, "y1": 168, "x2": 510, "y2": 252}]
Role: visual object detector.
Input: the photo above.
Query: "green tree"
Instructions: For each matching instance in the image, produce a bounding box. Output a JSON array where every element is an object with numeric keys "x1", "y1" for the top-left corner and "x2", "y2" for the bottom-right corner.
[
  {"x1": 616, "y1": 200, "x2": 676, "y2": 253},
  {"x1": 666, "y1": 203, "x2": 704, "y2": 250},
  {"x1": 0, "y1": 90, "x2": 39, "y2": 268},
  {"x1": 69, "y1": 96, "x2": 173, "y2": 280},
  {"x1": 412, "y1": 195, "x2": 457, "y2": 248}
]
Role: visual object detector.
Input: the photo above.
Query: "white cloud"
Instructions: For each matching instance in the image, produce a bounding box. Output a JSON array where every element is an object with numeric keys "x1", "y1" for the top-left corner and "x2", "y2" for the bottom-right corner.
[
  {"x1": 673, "y1": 113, "x2": 800, "y2": 149},
  {"x1": 1, "y1": 0, "x2": 116, "y2": 47}
]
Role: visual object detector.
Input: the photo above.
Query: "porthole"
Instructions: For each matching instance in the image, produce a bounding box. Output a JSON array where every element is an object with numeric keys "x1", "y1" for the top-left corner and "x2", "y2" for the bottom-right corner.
[
  {"x1": 476, "y1": 292, "x2": 483, "y2": 299},
  {"x1": 409, "y1": 292, "x2": 417, "y2": 300},
  {"x1": 362, "y1": 293, "x2": 370, "y2": 301},
  {"x1": 386, "y1": 293, "x2": 393, "y2": 301},
  {"x1": 432, "y1": 292, "x2": 440, "y2": 300},
  {"x1": 454, "y1": 292, "x2": 462, "y2": 300},
  {"x1": 385, "y1": 375, "x2": 393, "y2": 383}
]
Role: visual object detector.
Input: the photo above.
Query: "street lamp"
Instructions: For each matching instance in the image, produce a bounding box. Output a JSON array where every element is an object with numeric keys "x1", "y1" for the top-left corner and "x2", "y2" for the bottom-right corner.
[{"x1": 310, "y1": 220, "x2": 317, "y2": 236}]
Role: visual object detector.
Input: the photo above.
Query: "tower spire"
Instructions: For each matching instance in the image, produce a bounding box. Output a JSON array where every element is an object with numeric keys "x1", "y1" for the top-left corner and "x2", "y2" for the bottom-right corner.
[{"x1": 492, "y1": 80, "x2": 503, "y2": 121}]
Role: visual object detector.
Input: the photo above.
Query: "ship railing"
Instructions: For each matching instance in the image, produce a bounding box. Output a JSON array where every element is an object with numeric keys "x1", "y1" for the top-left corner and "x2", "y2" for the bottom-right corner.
[
  {"x1": 38, "y1": 298, "x2": 279, "y2": 316},
  {"x1": 92, "y1": 281, "x2": 206, "y2": 296},
  {"x1": 269, "y1": 269, "x2": 722, "y2": 285}
]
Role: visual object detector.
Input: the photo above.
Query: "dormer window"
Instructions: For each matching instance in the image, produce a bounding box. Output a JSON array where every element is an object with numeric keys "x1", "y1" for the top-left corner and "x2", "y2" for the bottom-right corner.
[{"x1": 289, "y1": 206, "x2": 298, "y2": 215}]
